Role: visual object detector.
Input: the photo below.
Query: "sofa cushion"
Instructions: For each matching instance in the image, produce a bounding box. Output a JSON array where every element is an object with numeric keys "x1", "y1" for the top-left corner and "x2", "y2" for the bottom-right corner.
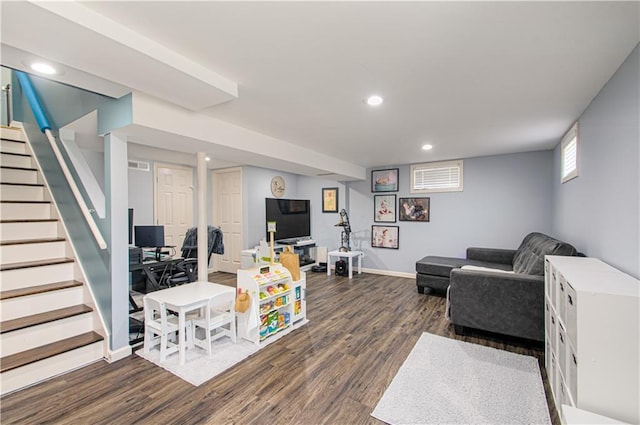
[
  {"x1": 416, "y1": 256, "x2": 512, "y2": 277},
  {"x1": 512, "y1": 232, "x2": 577, "y2": 275}
]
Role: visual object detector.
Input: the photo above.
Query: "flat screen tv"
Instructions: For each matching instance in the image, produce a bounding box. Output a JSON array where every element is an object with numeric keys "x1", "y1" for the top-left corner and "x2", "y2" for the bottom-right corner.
[{"x1": 265, "y1": 198, "x2": 311, "y2": 242}]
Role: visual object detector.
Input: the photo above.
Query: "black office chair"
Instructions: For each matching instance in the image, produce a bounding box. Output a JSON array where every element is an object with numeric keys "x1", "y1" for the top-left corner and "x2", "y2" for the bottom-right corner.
[{"x1": 165, "y1": 226, "x2": 224, "y2": 286}]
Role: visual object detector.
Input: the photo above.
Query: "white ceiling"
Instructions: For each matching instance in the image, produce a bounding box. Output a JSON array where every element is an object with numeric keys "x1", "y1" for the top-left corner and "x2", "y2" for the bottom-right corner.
[{"x1": 2, "y1": 1, "x2": 639, "y2": 173}]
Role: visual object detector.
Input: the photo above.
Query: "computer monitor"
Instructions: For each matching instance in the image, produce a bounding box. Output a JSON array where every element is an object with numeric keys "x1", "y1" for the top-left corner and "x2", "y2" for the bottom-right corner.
[
  {"x1": 134, "y1": 225, "x2": 165, "y2": 248},
  {"x1": 135, "y1": 225, "x2": 165, "y2": 261}
]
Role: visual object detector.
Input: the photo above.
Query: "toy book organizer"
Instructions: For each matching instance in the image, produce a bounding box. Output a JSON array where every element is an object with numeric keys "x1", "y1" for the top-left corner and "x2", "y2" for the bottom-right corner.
[{"x1": 237, "y1": 263, "x2": 307, "y2": 346}]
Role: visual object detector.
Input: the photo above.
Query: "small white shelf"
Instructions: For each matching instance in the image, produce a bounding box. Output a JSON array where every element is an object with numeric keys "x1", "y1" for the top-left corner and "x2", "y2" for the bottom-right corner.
[
  {"x1": 545, "y1": 256, "x2": 639, "y2": 425},
  {"x1": 237, "y1": 264, "x2": 307, "y2": 347}
]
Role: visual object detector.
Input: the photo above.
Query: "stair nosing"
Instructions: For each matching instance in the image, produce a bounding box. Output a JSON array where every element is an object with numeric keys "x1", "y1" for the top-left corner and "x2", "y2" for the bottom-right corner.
[
  {"x1": 0, "y1": 137, "x2": 26, "y2": 144},
  {"x1": 0, "y1": 237, "x2": 65, "y2": 246},
  {"x1": 0, "y1": 151, "x2": 31, "y2": 158},
  {"x1": 0, "y1": 200, "x2": 51, "y2": 204},
  {"x1": 0, "y1": 219, "x2": 57, "y2": 224},
  {"x1": 1, "y1": 182, "x2": 43, "y2": 187},
  {"x1": 0, "y1": 257, "x2": 74, "y2": 271},
  {"x1": 0, "y1": 165, "x2": 37, "y2": 172},
  {"x1": 0, "y1": 331, "x2": 103, "y2": 373},
  {"x1": 0, "y1": 304, "x2": 93, "y2": 334},
  {"x1": 0, "y1": 280, "x2": 83, "y2": 300}
]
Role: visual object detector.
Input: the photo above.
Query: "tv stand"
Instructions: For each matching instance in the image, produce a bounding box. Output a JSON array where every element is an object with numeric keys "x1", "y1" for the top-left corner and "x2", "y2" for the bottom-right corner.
[{"x1": 277, "y1": 237, "x2": 315, "y2": 247}]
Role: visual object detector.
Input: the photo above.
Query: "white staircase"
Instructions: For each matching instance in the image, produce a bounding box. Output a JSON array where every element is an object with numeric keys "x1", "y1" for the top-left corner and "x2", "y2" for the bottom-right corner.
[{"x1": 0, "y1": 125, "x2": 106, "y2": 395}]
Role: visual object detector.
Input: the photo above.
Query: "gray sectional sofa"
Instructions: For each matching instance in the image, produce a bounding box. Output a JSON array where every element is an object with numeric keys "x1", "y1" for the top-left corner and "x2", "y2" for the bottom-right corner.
[{"x1": 415, "y1": 232, "x2": 578, "y2": 341}]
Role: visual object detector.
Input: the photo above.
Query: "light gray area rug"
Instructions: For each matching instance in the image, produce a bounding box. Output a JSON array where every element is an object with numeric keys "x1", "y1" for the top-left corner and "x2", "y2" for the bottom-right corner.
[
  {"x1": 371, "y1": 333, "x2": 551, "y2": 425},
  {"x1": 137, "y1": 337, "x2": 259, "y2": 386}
]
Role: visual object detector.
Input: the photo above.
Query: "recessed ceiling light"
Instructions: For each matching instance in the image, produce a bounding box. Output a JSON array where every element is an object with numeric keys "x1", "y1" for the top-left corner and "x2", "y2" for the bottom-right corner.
[
  {"x1": 30, "y1": 62, "x2": 57, "y2": 75},
  {"x1": 422, "y1": 144, "x2": 434, "y2": 151},
  {"x1": 366, "y1": 95, "x2": 384, "y2": 106},
  {"x1": 205, "y1": 156, "x2": 211, "y2": 161}
]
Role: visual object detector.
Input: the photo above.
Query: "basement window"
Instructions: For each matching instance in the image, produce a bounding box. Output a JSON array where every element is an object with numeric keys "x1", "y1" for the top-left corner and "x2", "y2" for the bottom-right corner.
[
  {"x1": 411, "y1": 160, "x2": 464, "y2": 193},
  {"x1": 561, "y1": 122, "x2": 579, "y2": 183}
]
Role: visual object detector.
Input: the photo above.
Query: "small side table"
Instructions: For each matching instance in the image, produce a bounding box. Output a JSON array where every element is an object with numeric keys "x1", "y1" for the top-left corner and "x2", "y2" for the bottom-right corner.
[{"x1": 327, "y1": 250, "x2": 364, "y2": 279}]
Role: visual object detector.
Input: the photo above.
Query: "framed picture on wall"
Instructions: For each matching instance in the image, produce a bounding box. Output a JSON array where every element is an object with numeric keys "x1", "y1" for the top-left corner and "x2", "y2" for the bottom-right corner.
[
  {"x1": 322, "y1": 187, "x2": 339, "y2": 213},
  {"x1": 399, "y1": 197, "x2": 430, "y2": 222},
  {"x1": 371, "y1": 225, "x2": 399, "y2": 249},
  {"x1": 374, "y1": 195, "x2": 396, "y2": 222},
  {"x1": 371, "y1": 168, "x2": 399, "y2": 192}
]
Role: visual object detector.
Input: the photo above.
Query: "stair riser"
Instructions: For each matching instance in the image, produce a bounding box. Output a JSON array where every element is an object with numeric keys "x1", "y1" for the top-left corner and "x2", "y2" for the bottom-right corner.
[
  {"x1": 0, "y1": 203, "x2": 51, "y2": 220},
  {"x1": 0, "y1": 185, "x2": 44, "y2": 201},
  {"x1": 1, "y1": 128, "x2": 26, "y2": 142},
  {"x1": 0, "y1": 341, "x2": 103, "y2": 395},
  {"x1": 0, "y1": 168, "x2": 38, "y2": 184},
  {"x1": 0, "y1": 221, "x2": 59, "y2": 241},
  {"x1": 0, "y1": 154, "x2": 32, "y2": 168},
  {"x1": 0, "y1": 141, "x2": 27, "y2": 155},
  {"x1": 1, "y1": 313, "x2": 93, "y2": 357},
  {"x1": 0, "y1": 241, "x2": 66, "y2": 265},
  {"x1": 1, "y1": 286, "x2": 83, "y2": 321},
  {"x1": 0, "y1": 262, "x2": 75, "y2": 291}
]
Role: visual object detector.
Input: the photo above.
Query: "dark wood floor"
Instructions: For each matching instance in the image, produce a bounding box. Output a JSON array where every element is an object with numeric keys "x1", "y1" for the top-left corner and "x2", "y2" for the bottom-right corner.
[{"x1": 1, "y1": 271, "x2": 559, "y2": 425}]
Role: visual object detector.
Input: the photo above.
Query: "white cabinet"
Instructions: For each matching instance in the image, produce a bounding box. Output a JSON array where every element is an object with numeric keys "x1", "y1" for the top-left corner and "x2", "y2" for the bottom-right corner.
[
  {"x1": 545, "y1": 256, "x2": 639, "y2": 424},
  {"x1": 236, "y1": 264, "x2": 307, "y2": 346}
]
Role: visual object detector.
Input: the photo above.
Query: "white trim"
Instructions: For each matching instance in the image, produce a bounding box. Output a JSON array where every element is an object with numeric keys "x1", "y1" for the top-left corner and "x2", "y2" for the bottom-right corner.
[
  {"x1": 327, "y1": 264, "x2": 415, "y2": 279},
  {"x1": 106, "y1": 345, "x2": 132, "y2": 363},
  {"x1": 561, "y1": 122, "x2": 579, "y2": 183},
  {"x1": 410, "y1": 159, "x2": 464, "y2": 193},
  {"x1": 211, "y1": 167, "x2": 244, "y2": 274},
  {"x1": 361, "y1": 267, "x2": 415, "y2": 279}
]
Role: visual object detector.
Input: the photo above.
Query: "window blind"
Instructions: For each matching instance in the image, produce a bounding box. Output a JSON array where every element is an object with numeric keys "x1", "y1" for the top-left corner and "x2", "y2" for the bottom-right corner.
[{"x1": 411, "y1": 160, "x2": 463, "y2": 193}]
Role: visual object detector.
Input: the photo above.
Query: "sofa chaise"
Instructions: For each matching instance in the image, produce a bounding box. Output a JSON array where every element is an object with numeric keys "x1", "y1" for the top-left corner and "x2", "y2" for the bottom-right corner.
[{"x1": 415, "y1": 232, "x2": 578, "y2": 341}]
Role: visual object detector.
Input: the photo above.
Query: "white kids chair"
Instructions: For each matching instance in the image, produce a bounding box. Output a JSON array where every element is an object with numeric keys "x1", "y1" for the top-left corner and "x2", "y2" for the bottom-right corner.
[
  {"x1": 191, "y1": 291, "x2": 236, "y2": 355},
  {"x1": 143, "y1": 296, "x2": 180, "y2": 361}
]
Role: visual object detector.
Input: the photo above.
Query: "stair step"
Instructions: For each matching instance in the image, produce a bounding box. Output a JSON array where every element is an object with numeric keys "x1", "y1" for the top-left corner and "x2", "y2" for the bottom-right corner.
[
  {"x1": 0, "y1": 201, "x2": 52, "y2": 220},
  {"x1": 0, "y1": 280, "x2": 82, "y2": 300},
  {"x1": 0, "y1": 139, "x2": 27, "y2": 155},
  {"x1": 0, "y1": 219, "x2": 59, "y2": 241},
  {"x1": 0, "y1": 237, "x2": 65, "y2": 246},
  {"x1": 1, "y1": 182, "x2": 45, "y2": 201},
  {"x1": 0, "y1": 331, "x2": 103, "y2": 373},
  {"x1": 1, "y1": 304, "x2": 93, "y2": 334},
  {"x1": 0, "y1": 166, "x2": 38, "y2": 184},
  {"x1": 0, "y1": 152, "x2": 32, "y2": 168},
  {"x1": 0, "y1": 257, "x2": 74, "y2": 272},
  {"x1": 0, "y1": 261, "x2": 75, "y2": 291}
]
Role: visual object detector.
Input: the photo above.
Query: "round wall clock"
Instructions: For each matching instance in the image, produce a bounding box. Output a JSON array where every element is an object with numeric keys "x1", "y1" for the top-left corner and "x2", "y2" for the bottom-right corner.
[{"x1": 271, "y1": 175, "x2": 286, "y2": 198}]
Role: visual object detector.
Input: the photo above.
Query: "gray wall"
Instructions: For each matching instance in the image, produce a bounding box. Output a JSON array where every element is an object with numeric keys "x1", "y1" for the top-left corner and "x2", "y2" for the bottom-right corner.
[
  {"x1": 242, "y1": 166, "x2": 301, "y2": 248},
  {"x1": 345, "y1": 151, "x2": 554, "y2": 273},
  {"x1": 552, "y1": 44, "x2": 639, "y2": 278},
  {"x1": 241, "y1": 152, "x2": 553, "y2": 274}
]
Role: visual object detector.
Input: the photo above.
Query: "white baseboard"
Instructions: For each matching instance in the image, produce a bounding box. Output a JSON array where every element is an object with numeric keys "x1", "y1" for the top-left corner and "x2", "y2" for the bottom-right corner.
[
  {"x1": 326, "y1": 264, "x2": 415, "y2": 279},
  {"x1": 107, "y1": 345, "x2": 132, "y2": 363},
  {"x1": 361, "y1": 267, "x2": 415, "y2": 279}
]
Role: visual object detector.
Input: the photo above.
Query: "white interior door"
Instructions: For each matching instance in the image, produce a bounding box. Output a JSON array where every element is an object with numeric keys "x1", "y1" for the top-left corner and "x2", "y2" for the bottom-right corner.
[
  {"x1": 154, "y1": 163, "x2": 194, "y2": 250},
  {"x1": 213, "y1": 168, "x2": 242, "y2": 273}
]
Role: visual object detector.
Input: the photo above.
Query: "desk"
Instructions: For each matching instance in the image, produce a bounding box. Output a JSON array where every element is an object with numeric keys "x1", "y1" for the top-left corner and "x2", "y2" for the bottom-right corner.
[
  {"x1": 144, "y1": 281, "x2": 235, "y2": 365},
  {"x1": 327, "y1": 250, "x2": 364, "y2": 279},
  {"x1": 130, "y1": 257, "x2": 183, "y2": 292}
]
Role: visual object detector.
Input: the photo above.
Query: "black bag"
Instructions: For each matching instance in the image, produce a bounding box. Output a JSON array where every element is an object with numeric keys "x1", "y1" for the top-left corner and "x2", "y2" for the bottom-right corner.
[{"x1": 335, "y1": 260, "x2": 349, "y2": 276}]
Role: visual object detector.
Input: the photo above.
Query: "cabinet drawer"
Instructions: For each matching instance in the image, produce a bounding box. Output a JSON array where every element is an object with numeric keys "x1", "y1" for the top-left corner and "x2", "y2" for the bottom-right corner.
[
  {"x1": 566, "y1": 283, "x2": 577, "y2": 344},
  {"x1": 568, "y1": 343, "x2": 578, "y2": 403},
  {"x1": 545, "y1": 299, "x2": 551, "y2": 336},
  {"x1": 550, "y1": 268, "x2": 558, "y2": 306},
  {"x1": 549, "y1": 309, "x2": 557, "y2": 353},
  {"x1": 544, "y1": 259, "x2": 551, "y2": 298},
  {"x1": 558, "y1": 322, "x2": 567, "y2": 379},
  {"x1": 558, "y1": 274, "x2": 567, "y2": 323}
]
